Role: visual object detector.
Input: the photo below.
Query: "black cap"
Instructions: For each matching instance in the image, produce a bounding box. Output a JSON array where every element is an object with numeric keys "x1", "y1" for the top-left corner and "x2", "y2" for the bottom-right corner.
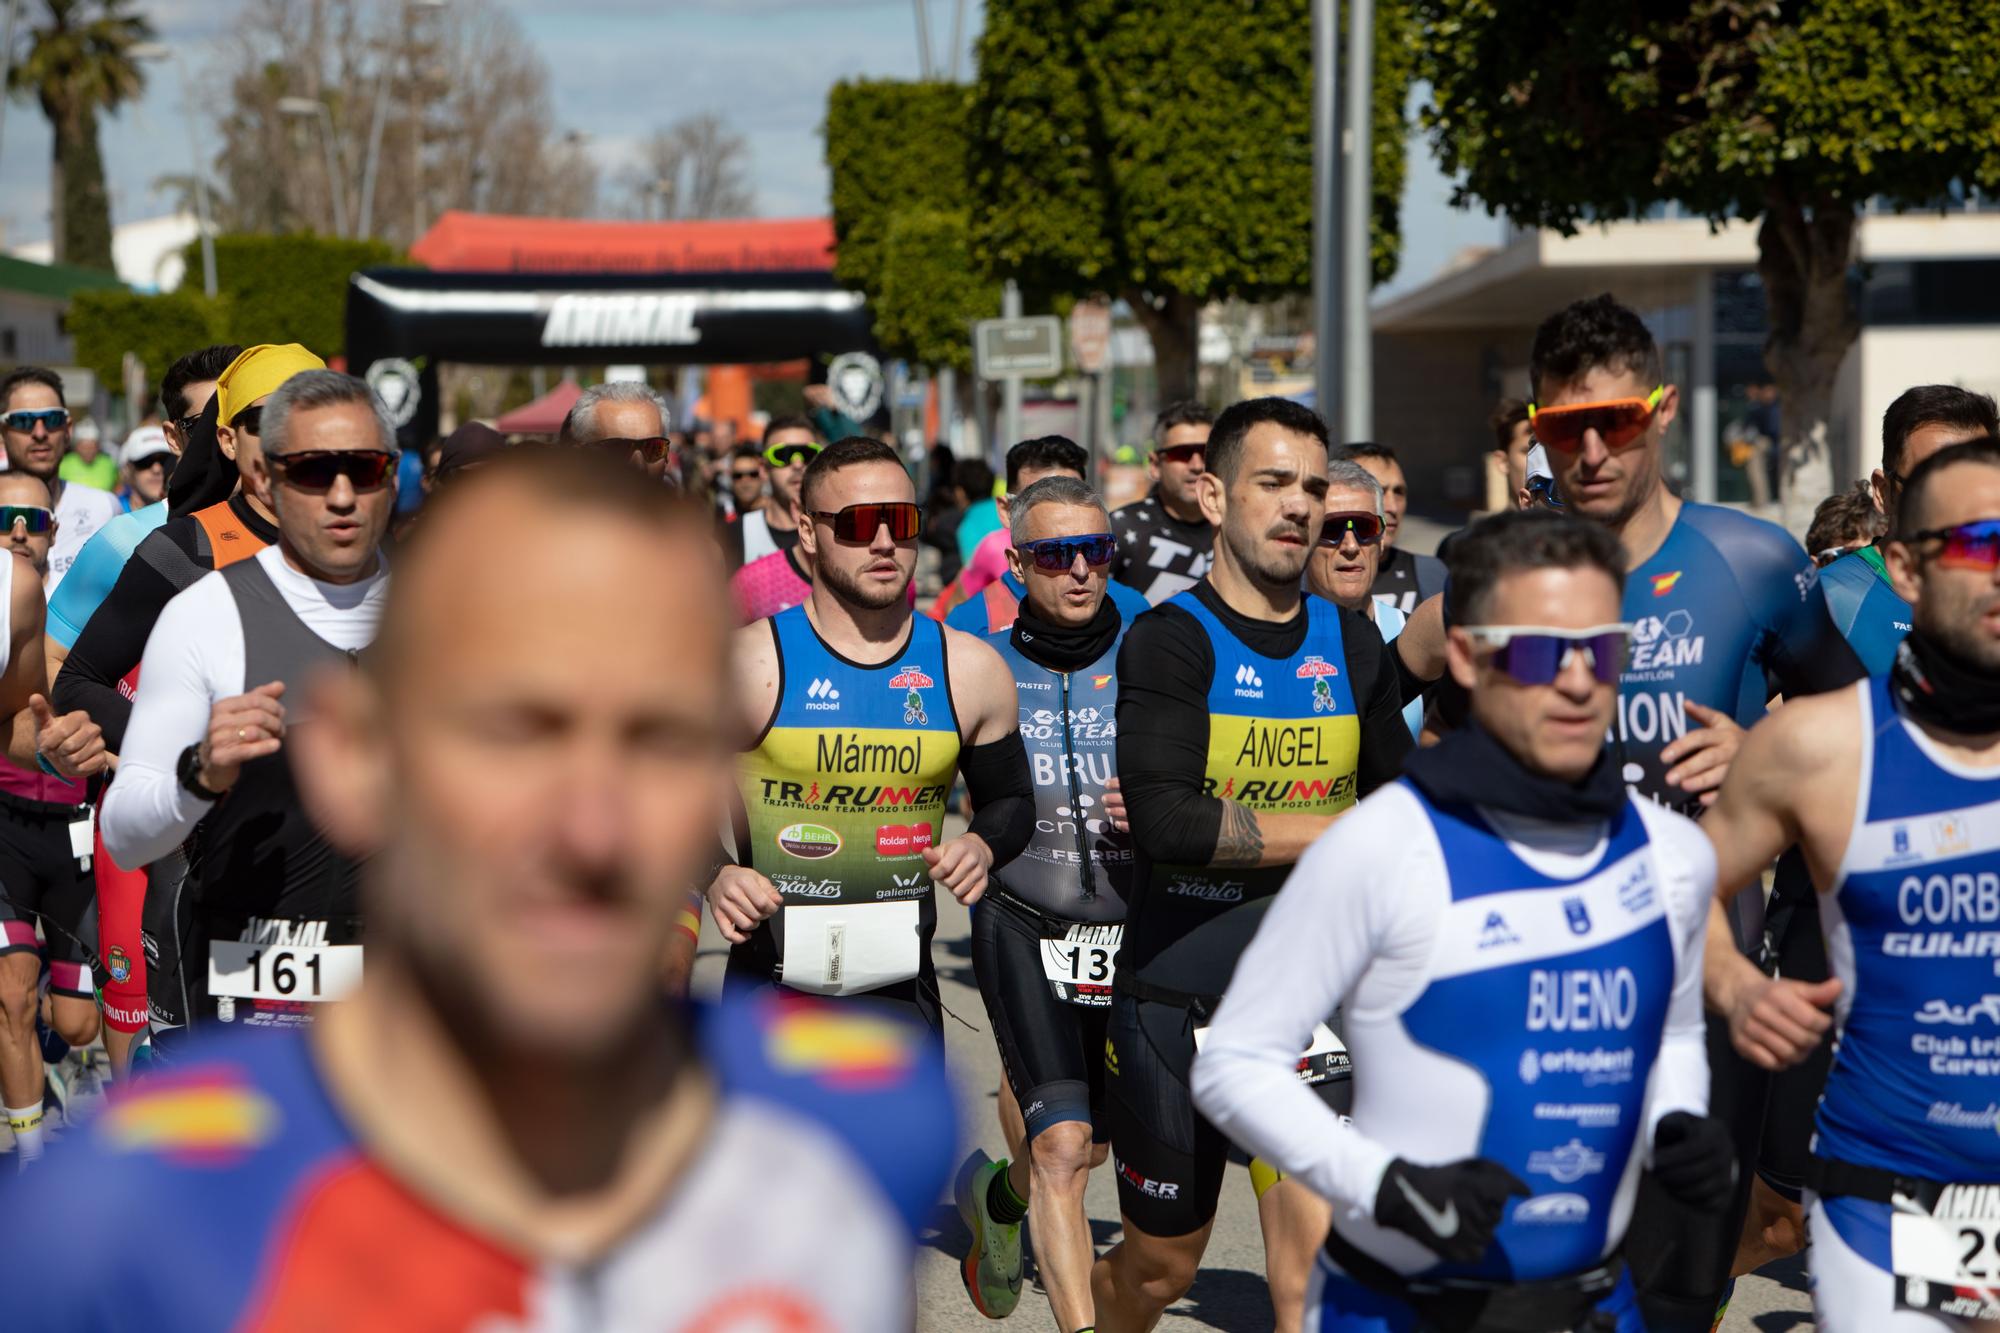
[{"x1": 434, "y1": 421, "x2": 507, "y2": 480}]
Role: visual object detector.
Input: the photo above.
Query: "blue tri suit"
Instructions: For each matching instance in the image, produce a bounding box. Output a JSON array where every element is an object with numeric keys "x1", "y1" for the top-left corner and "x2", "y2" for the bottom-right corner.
[
  {"x1": 44, "y1": 501, "x2": 168, "y2": 649},
  {"x1": 1617, "y1": 502, "x2": 1863, "y2": 815},
  {"x1": 1804, "y1": 674, "x2": 2000, "y2": 1332},
  {"x1": 1190, "y1": 780, "x2": 1715, "y2": 1332},
  {"x1": 1818, "y1": 545, "x2": 1913, "y2": 675}
]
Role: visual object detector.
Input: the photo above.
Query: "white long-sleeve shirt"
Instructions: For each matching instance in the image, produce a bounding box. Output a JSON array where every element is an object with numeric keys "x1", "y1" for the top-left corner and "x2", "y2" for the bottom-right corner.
[
  {"x1": 100, "y1": 544, "x2": 388, "y2": 870},
  {"x1": 1190, "y1": 780, "x2": 1712, "y2": 1280}
]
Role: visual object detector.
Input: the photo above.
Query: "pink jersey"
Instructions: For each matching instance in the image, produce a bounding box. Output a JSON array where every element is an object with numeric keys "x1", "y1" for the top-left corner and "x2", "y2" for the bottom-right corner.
[{"x1": 960, "y1": 527, "x2": 1012, "y2": 599}]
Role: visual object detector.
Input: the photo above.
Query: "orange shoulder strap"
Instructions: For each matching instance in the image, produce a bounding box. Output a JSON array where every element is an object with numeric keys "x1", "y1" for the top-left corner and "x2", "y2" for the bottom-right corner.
[{"x1": 192, "y1": 501, "x2": 264, "y2": 568}]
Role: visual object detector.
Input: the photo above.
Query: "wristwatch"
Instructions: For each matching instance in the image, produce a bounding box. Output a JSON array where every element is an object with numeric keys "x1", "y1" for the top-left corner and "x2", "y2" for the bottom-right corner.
[{"x1": 176, "y1": 744, "x2": 224, "y2": 801}]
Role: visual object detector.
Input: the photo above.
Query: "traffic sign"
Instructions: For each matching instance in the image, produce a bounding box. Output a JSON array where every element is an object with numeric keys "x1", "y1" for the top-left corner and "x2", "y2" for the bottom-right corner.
[
  {"x1": 975, "y1": 316, "x2": 1064, "y2": 379},
  {"x1": 1069, "y1": 301, "x2": 1112, "y2": 374}
]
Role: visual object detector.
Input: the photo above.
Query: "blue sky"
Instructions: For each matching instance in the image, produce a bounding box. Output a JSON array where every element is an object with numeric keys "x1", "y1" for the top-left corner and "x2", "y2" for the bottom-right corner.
[{"x1": 0, "y1": 0, "x2": 1499, "y2": 296}]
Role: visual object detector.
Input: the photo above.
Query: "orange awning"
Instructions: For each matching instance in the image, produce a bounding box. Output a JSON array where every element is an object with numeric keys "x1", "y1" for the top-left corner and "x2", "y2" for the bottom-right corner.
[{"x1": 410, "y1": 211, "x2": 836, "y2": 274}]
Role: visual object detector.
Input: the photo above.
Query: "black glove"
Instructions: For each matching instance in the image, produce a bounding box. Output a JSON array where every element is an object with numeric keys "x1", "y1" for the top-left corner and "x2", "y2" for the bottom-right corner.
[
  {"x1": 1373, "y1": 1157, "x2": 1529, "y2": 1263},
  {"x1": 1651, "y1": 1111, "x2": 1738, "y2": 1212}
]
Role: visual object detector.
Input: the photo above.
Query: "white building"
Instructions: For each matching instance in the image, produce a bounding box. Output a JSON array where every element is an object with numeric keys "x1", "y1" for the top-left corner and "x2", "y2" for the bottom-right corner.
[
  {"x1": 1371, "y1": 207, "x2": 2000, "y2": 511},
  {"x1": 11, "y1": 211, "x2": 203, "y2": 294}
]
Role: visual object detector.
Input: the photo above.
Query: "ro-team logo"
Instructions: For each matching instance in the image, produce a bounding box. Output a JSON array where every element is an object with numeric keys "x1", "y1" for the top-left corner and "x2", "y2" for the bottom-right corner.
[
  {"x1": 889, "y1": 666, "x2": 933, "y2": 726},
  {"x1": 1297, "y1": 655, "x2": 1340, "y2": 713}
]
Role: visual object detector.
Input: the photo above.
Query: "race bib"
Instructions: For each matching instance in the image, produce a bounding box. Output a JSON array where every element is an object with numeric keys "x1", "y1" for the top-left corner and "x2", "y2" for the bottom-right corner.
[
  {"x1": 1195, "y1": 1021, "x2": 1352, "y2": 1087},
  {"x1": 208, "y1": 940, "x2": 363, "y2": 1003},
  {"x1": 1040, "y1": 922, "x2": 1122, "y2": 1007},
  {"x1": 1891, "y1": 1186, "x2": 2000, "y2": 1321},
  {"x1": 780, "y1": 901, "x2": 920, "y2": 997}
]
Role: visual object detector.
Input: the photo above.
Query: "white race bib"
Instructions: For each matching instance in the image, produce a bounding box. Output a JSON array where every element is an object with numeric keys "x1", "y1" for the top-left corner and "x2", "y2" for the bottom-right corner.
[
  {"x1": 1040, "y1": 922, "x2": 1121, "y2": 1007},
  {"x1": 780, "y1": 901, "x2": 920, "y2": 997},
  {"x1": 1195, "y1": 1021, "x2": 1351, "y2": 1086},
  {"x1": 1891, "y1": 1188, "x2": 2000, "y2": 1320},
  {"x1": 208, "y1": 940, "x2": 363, "y2": 1003}
]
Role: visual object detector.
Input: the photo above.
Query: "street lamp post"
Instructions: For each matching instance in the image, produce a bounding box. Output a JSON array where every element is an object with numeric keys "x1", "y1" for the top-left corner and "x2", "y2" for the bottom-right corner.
[
  {"x1": 278, "y1": 97, "x2": 351, "y2": 238},
  {"x1": 1340, "y1": 0, "x2": 1375, "y2": 441},
  {"x1": 131, "y1": 42, "x2": 217, "y2": 298},
  {"x1": 1311, "y1": 0, "x2": 1340, "y2": 417}
]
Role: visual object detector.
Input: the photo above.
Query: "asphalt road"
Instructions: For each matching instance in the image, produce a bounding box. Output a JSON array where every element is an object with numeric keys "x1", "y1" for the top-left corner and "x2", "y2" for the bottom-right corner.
[{"x1": 689, "y1": 870, "x2": 1814, "y2": 1332}]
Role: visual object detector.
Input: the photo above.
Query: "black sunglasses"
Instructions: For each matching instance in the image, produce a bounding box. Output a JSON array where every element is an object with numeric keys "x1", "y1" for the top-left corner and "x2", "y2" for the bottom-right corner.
[
  {"x1": 266, "y1": 449, "x2": 397, "y2": 491},
  {"x1": 231, "y1": 405, "x2": 265, "y2": 437},
  {"x1": 593, "y1": 436, "x2": 674, "y2": 465}
]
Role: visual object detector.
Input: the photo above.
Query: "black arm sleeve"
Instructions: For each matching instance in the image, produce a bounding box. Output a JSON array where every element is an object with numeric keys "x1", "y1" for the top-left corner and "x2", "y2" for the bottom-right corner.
[
  {"x1": 1338, "y1": 606, "x2": 1416, "y2": 794},
  {"x1": 1115, "y1": 605, "x2": 1227, "y2": 865},
  {"x1": 962, "y1": 731, "x2": 1034, "y2": 868},
  {"x1": 52, "y1": 528, "x2": 191, "y2": 751}
]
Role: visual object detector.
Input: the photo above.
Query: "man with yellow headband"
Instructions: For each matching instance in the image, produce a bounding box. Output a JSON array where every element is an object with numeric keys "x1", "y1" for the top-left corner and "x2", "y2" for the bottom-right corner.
[{"x1": 50, "y1": 344, "x2": 328, "y2": 1048}]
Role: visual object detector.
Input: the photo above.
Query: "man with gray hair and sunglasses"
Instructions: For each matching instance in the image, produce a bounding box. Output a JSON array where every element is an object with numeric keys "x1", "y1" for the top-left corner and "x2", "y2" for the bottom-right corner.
[
  {"x1": 559, "y1": 380, "x2": 676, "y2": 483},
  {"x1": 1195, "y1": 507, "x2": 1729, "y2": 1333},
  {"x1": 952, "y1": 474, "x2": 1136, "y2": 1330},
  {"x1": 101, "y1": 369, "x2": 397, "y2": 1048}
]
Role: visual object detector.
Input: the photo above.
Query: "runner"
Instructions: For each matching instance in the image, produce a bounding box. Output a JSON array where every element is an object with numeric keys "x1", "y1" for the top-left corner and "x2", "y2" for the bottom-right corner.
[
  {"x1": 38, "y1": 348, "x2": 234, "y2": 1068},
  {"x1": 1336, "y1": 444, "x2": 1445, "y2": 616},
  {"x1": 721, "y1": 440, "x2": 767, "y2": 520},
  {"x1": 1193, "y1": 508, "x2": 1729, "y2": 1333},
  {"x1": 100, "y1": 369, "x2": 393, "y2": 1043},
  {"x1": 946, "y1": 435, "x2": 1151, "y2": 636},
  {"x1": 0, "y1": 367, "x2": 122, "y2": 594},
  {"x1": 955, "y1": 475, "x2": 1135, "y2": 1329},
  {"x1": 1096, "y1": 397, "x2": 1413, "y2": 1333},
  {"x1": 1306, "y1": 459, "x2": 1424, "y2": 739},
  {"x1": 54, "y1": 343, "x2": 318, "y2": 1044},
  {"x1": 1, "y1": 445, "x2": 957, "y2": 1330},
  {"x1": 0, "y1": 470, "x2": 104, "y2": 1162},
  {"x1": 559, "y1": 380, "x2": 676, "y2": 484},
  {"x1": 117, "y1": 428, "x2": 175, "y2": 511},
  {"x1": 709, "y1": 436, "x2": 1033, "y2": 1033},
  {"x1": 722, "y1": 414, "x2": 817, "y2": 571},
  {"x1": 1109, "y1": 400, "x2": 1216, "y2": 604},
  {"x1": 1698, "y1": 437, "x2": 2000, "y2": 1332},
  {"x1": 1822, "y1": 385, "x2": 1997, "y2": 674},
  {"x1": 1517, "y1": 294, "x2": 1864, "y2": 1332}
]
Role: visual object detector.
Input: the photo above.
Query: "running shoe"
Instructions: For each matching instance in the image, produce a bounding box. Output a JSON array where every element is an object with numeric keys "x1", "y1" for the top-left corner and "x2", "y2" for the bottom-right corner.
[{"x1": 954, "y1": 1149, "x2": 1024, "y2": 1319}]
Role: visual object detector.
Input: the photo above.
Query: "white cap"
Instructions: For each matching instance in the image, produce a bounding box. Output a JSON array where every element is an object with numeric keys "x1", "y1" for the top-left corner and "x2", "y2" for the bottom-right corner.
[
  {"x1": 122, "y1": 424, "x2": 173, "y2": 465},
  {"x1": 1526, "y1": 442, "x2": 1555, "y2": 486}
]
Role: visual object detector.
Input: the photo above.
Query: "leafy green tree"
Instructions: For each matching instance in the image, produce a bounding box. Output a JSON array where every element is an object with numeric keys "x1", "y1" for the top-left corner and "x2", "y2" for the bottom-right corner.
[
  {"x1": 1420, "y1": 0, "x2": 2000, "y2": 528},
  {"x1": 189, "y1": 233, "x2": 408, "y2": 360},
  {"x1": 69, "y1": 288, "x2": 224, "y2": 396},
  {"x1": 6, "y1": 0, "x2": 153, "y2": 272},
  {"x1": 969, "y1": 0, "x2": 1414, "y2": 399},
  {"x1": 825, "y1": 80, "x2": 996, "y2": 369}
]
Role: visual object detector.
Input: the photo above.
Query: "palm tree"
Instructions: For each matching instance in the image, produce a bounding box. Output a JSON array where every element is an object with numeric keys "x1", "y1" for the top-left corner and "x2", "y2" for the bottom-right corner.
[{"x1": 6, "y1": 0, "x2": 153, "y2": 271}]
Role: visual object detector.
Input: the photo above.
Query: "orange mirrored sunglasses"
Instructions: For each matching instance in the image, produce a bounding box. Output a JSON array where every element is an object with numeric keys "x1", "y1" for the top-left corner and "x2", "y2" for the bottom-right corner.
[{"x1": 1528, "y1": 385, "x2": 1665, "y2": 453}]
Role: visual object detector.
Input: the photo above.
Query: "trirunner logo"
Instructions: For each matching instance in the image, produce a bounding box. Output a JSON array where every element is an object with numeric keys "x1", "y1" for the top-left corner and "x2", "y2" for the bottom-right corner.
[{"x1": 805, "y1": 678, "x2": 841, "y2": 712}]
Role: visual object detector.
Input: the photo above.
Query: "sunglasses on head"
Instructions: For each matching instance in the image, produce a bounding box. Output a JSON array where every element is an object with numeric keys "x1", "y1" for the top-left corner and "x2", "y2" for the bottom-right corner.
[
  {"x1": 809, "y1": 500, "x2": 921, "y2": 543},
  {"x1": 593, "y1": 436, "x2": 674, "y2": 465},
  {"x1": 231, "y1": 405, "x2": 265, "y2": 438},
  {"x1": 1017, "y1": 533, "x2": 1116, "y2": 572},
  {"x1": 266, "y1": 449, "x2": 398, "y2": 491},
  {"x1": 1319, "y1": 511, "x2": 1383, "y2": 546},
  {"x1": 765, "y1": 440, "x2": 821, "y2": 468},
  {"x1": 1463, "y1": 623, "x2": 1631, "y2": 687},
  {"x1": 0, "y1": 505, "x2": 53, "y2": 534},
  {"x1": 2, "y1": 408, "x2": 68, "y2": 434},
  {"x1": 1901, "y1": 518, "x2": 2000, "y2": 572},
  {"x1": 1156, "y1": 443, "x2": 1205, "y2": 466},
  {"x1": 1527, "y1": 386, "x2": 1665, "y2": 454}
]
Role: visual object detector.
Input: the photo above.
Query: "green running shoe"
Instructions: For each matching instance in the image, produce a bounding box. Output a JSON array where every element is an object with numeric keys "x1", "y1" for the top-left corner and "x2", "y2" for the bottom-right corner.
[{"x1": 955, "y1": 1149, "x2": 1023, "y2": 1319}]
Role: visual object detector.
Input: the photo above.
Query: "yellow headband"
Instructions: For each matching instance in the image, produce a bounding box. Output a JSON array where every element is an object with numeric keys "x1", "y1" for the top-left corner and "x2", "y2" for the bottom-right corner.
[{"x1": 214, "y1": 343, "x2": 327, "y2": 430}]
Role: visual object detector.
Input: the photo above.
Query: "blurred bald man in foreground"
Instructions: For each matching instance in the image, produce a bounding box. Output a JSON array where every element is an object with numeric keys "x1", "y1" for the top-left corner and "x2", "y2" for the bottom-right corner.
[{"x1": 3, "y1": 448, "x2": 956, "y2": 1331}]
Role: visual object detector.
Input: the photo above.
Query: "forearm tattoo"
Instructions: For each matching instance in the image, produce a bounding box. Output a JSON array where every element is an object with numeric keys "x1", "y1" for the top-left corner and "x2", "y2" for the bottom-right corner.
[{"x1": 1212, "y1": 798, "x2": 1266, "y2": 867}]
